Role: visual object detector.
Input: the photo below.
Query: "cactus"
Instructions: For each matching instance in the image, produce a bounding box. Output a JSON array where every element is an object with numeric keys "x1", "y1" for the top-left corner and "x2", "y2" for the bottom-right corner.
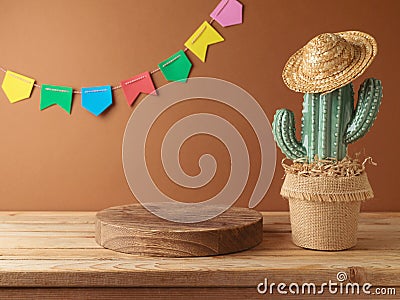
[{"x1": 273, "y1": 78, "x2": 383, "y2": 162}]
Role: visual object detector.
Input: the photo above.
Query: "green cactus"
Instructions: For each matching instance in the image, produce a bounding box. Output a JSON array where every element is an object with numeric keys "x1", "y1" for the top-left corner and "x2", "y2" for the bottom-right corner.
[{"x1": 273, "y1": 78, "x2": 383, "y2": 162}]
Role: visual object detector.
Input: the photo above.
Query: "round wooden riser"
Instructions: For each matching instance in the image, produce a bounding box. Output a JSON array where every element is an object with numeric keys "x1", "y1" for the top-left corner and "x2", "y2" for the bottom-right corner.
[{"x1": 95, "y1": 204, "x2": 263, "y2": 257}]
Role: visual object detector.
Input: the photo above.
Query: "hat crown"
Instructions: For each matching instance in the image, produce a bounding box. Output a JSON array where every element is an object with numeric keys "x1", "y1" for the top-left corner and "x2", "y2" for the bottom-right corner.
[
  {"x1": 282, "y1": 30, "x2": 377, "y2": 93},
  {"x1": 300, "y1": 33, "x2": 354, "y2": 80}
]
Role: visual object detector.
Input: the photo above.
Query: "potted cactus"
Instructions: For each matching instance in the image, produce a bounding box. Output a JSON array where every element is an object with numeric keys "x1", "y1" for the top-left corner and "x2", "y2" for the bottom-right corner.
[{"x1": 273, "y1": 31, "x2": 383, "y2": 250}]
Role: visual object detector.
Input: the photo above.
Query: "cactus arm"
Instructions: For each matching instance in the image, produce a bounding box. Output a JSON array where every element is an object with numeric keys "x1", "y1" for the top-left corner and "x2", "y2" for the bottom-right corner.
[
  {"x1": 272, "y1": 109, "x2": 307, "y2": 160},
  {"x1": 344, "y1": 78, "x2": 383, "y2": 144},
  {"x1": 284, "y1": 110, "x2": 307, "y2": 158}
]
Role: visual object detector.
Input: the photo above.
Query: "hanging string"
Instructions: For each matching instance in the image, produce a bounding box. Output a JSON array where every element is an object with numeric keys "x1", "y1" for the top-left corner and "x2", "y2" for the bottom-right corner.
[{"x1": 0, "y1": 18, "x2": 215, "y2": 95}]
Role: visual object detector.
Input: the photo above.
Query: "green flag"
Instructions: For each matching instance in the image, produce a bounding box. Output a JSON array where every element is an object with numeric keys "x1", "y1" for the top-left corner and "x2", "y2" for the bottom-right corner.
[
  {"x1": 158, "y1": 50, "x2": 192, "y2": 82},
  {"x1": 40, "y1": 84, "x2": 73, "y2": 114}
]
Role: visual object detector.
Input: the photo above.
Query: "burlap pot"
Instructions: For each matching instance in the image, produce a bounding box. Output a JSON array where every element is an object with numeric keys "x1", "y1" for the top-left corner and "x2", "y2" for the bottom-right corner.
[{"x1": 281, "y1": 172, "x2": 373, "y2": 250}]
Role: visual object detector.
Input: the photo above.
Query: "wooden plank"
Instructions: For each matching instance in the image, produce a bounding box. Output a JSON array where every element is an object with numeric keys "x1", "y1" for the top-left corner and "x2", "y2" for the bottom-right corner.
[
  {"x1": 0, "y1": 254, "x2": 399, "y2": 287},
  {"x1": 1, "y1": 231, "x2": 398, "y2": 250},
  {"x1": 0, "y1": 287, "x2": 397, "y2": 300},
  {"x1": 0, "y1": 212, "x2": 96, "y2": 223},
  {"x1": 0, "y1": 211, "x2": 398, "y2": 224},
  {"x1": 0, "y1": 221, "x2": 397, "y2": 234},
  {"x1": 1, "y1": 248, "x2": 398, "y2": 260},
  {"x1": 0, "y1": 255, "x2": 398, "y2": 274},
  {"x1": 0, "y1": 231, "x2": 94, "y2": 237},
  {"x1": 0, "y1": 269, "x2": 399, "y2": 289},
  {"x1": 0, "y1": 212, "x2": 396, "y2": 231},
  {"x1": 0, "y1": 223, "x2": 95, "y2": 232},
  {"x1": 0, "y1": 236, "x2": 98, "y2": 249},
  {"x1": 0, "y1": 229, "x2": 398, "y2": 254}
]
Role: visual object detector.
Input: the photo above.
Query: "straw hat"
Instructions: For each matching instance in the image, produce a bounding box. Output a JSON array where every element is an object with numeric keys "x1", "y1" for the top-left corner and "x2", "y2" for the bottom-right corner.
[{"x1": 282, "y1": 31, "x2": 377, "y2": 94}]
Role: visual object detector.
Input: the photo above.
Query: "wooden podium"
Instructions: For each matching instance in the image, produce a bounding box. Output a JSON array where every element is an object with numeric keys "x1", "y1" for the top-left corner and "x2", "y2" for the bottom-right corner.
[{"x1": 95, "y1": 204, "x2": 263, "y2": 257}]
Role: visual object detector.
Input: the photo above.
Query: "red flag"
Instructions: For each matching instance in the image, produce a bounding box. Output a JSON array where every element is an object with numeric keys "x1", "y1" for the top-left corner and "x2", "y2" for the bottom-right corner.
[{"x1": 121, "y1": 71, "x2": 156, "y2": 106}]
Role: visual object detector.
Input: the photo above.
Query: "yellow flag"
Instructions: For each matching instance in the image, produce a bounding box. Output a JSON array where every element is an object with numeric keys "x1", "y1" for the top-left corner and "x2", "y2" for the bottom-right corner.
[
  {"x1": 184, "y1": 21, "x2": 224, "y2": 62},
  {"x1": 2, "y1": 70, "x2": 35, "y2": 103}
]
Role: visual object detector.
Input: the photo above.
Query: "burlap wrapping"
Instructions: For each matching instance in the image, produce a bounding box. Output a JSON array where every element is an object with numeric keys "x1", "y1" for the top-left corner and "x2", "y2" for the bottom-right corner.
[
  {"x1": 281, "y1": 172, "x2": 373, "y2": 202},
  {"x1": 281, "y1": 172, "x2": 373, "y2": 250}
]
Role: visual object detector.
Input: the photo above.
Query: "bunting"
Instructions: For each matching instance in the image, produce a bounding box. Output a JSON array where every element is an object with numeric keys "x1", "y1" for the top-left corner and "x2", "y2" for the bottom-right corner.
[
  {"x1": 0, "y1": 0, "x2": 243, "y2": 116},
  {"x1": 2, "y1": 71, "x2": 35, "y2": 103},
  {"x1": 40, "y1": 84, "x2": 73, "y2": 114},
  {"x1": 81, "y1": 85, "x2": 113, "y2": 116},
  {"x1": 158, "y1": 50, "x2": 192, "y2": 82},
  {"x1": 121, "y1": 72, "x2": 156, "y2": 106},
  {"x1": 184, "y1": 22, "x2": 224, "y2": 62},
  {"x1": 210, "y1": 0, "x2": 243, "y2": 27}
]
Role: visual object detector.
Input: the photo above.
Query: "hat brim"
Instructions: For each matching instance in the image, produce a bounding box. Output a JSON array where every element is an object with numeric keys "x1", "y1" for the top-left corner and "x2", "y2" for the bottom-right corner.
[{"x1": 282, "y1": 31, "x2": 378, "y2": 94}]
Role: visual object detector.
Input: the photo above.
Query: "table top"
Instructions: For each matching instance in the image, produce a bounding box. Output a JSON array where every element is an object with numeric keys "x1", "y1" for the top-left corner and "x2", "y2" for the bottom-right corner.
[{"x1": 0, "y1": 211, "x2": 399, "y2": 299}]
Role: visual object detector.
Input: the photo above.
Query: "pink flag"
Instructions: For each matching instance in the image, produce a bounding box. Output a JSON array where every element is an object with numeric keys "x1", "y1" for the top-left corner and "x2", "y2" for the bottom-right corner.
[
  {"x1": 210, "y1": 0, "x2": 243, "y2": 27},
  {"x1": 121, "y1": 71, "x2": 156, "y2": 106}
]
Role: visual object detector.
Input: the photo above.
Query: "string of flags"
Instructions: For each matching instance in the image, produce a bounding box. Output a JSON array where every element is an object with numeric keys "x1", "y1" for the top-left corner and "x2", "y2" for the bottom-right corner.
[{"x1": 0, "y1": 0, "x2": 243, "y2": 116}]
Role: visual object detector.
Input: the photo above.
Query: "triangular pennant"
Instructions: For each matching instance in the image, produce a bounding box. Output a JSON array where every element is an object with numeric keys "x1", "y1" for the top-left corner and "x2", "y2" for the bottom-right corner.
[
  {"x1": 1, "y1": 70, "x2": 35, "y2": 103},
  {"x1": 210, "y1": 0, "x2": 243, "y2": 27},
  {"x1": 184, "y1": 21, "x2": 224, "y2": 62},
  {"x1": 158, "y1": 50, "x2": 192, "y2": 82},
  {"x1": 121, "y1": 72, "x2": 156, "y2": 106},
  {"x1": 81, "y1": 85, "x2": 112, "y2": 116},
  {"x1": 40, "y1": 84, "x2": 73, "y2": 114}
]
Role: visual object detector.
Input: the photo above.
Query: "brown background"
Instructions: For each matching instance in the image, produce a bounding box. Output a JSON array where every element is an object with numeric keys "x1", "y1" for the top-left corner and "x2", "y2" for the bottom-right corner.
[{"x1": 0, "y1": 0, "x2": 398, "y2": 211}]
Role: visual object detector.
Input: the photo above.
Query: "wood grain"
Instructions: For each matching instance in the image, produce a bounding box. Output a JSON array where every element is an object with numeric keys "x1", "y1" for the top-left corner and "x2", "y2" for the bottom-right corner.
[
  {"x1": 0, "y1": 287, "x2": 396, "y2": 300},
  {"x1": 0, "y1": 211, "x2": 398, "y2": 299},
  {"x1": 95, "y1": 204, "x2": 264, "y2": 257}
]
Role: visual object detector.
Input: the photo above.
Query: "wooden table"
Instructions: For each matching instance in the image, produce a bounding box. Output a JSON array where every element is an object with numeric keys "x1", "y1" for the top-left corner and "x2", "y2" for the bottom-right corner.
[{"x1": 0, "y1": 211, "x2": 398, "y2": 299}]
